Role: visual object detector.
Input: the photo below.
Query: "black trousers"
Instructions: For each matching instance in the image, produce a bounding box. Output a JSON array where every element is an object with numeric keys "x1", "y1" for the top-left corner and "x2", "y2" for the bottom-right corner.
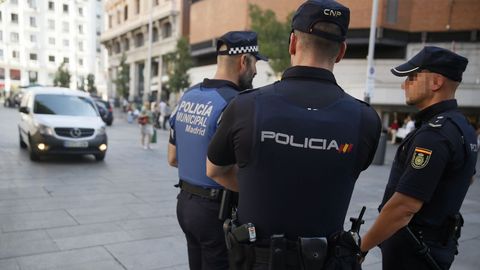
[
  {"x1": 177, "y1": 190, "x2": 229, "y2": 270},
  {"x1": 380, "y1": 229, "x2": 456, "y2": 270}
]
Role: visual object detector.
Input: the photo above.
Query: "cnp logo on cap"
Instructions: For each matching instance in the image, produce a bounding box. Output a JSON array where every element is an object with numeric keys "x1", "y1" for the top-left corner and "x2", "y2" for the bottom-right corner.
[{"x1": 292, "y1": 0, "x2": 350, "y2": 42}]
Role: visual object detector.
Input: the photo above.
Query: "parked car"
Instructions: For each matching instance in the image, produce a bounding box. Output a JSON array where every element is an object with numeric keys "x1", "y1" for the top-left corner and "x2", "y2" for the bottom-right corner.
[
  {"x1": 93, "y1": 98, "x2": 114, "y2": 126},
  {"x1": 3, "y1": 90, "x2": 24, "y2": 108},
  {"x1": 18, "y1": 87, "x2": 108, "y2": 161}
]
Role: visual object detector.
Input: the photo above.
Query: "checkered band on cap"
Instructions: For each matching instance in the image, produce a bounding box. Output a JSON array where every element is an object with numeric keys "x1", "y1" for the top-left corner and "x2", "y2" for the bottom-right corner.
[{"x1": 228, "y1": 45, "x2": 259, "y2": 55}]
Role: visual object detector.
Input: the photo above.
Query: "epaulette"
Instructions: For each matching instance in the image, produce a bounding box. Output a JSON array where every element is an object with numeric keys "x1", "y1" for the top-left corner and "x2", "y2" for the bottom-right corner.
[
  {"x1": 428, "y1": 114, "x2": 448, "y2": 128},
  {"x1": 238, "y1": 88, "x2": 258, "y2": 95}
]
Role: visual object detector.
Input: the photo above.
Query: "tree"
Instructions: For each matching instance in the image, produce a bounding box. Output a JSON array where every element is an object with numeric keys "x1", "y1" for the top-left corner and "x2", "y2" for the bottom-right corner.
[
  {"x1": 249, "y1": 4, "x2": 292, "y2": 77},
  {"x1": 165, "y1": 37, "x2": 193, "y2": 94},
  {"x1": 115, "y1": 53, "x2": 130, "y2": 99},
  {"x1": 87, "y1": 74, "x2": 97, "y2": 95},
  {"x1": 53, "y1": 61, "x2": 71, "y2": 88}
]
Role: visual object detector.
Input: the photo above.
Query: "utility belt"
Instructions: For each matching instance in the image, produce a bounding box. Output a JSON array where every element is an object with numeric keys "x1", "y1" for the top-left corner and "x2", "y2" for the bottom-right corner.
[
  {"x1": 410, "y1": 213, "x2": 464, "y2": 246},
  {"x1": 225, "y1": 221, "x2": 363, "y2": 270},
  {"x1": 177, "y1": 180, "x2": 223, "y2": 202}
]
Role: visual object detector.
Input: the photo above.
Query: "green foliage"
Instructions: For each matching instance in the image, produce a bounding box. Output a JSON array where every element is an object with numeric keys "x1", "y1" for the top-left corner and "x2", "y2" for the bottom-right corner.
[
  {"x1": 249, "y1": 4, "x2": 292, "y2": 77},
  {"x1": 87, "y1": 74, "x2": 97, "y2": 94},
  {"x1": 53, "y1": 61, "x2": 71, "y2": 88},
  {"x1": 115, "y1": 54, "x2": 130, "y2": 99},
  {"x1": 165, "y1": 37, "x2": 193, "y2": 93}
]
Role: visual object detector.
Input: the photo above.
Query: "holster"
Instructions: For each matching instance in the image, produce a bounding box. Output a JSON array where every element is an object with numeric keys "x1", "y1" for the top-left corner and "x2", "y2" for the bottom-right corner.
[
  {"x1": 228, "y1": 232, "x2": 255, "y2": 270},
  {"x1": 298, "y1": 237, "x2": 329, "y2": 270},
  {"x1": 269, "y1": 235, "x2": 287, "y2": 270}
]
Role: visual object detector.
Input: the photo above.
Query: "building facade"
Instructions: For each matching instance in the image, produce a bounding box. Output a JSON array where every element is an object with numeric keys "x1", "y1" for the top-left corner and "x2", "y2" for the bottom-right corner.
[
  {"x1": 101, "y1": 0, "x2": 183, "y2": 102},
  {"x1": 187, "y1": 0, "x2": 480, "y2": 124},
  {"x1": 0, "y1": 0, "x2": 106, "y2": 95}
]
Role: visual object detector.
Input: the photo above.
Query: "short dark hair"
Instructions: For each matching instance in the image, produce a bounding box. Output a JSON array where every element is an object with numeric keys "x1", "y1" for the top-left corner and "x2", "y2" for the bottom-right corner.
[{"x1": 296, "y1": 22, "x2": 342, "y2": 60}]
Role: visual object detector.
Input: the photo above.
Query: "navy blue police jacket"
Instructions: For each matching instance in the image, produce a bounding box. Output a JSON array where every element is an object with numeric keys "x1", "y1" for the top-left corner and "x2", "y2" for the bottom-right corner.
[
  {"x1": 208, "y1": 66, "x2": 382, "y2": 239},
  {"x1": 170, "y1": 79, "x2": 241, "y2": 188},
  {"x1": 379, "y1": 100, "x2": 478, "y2": 228}
]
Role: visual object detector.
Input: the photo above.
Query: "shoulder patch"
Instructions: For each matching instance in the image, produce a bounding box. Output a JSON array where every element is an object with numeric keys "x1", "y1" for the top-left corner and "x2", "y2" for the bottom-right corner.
[{"x1": 411, "y1": 147, "x2": 432, "y2": 169}]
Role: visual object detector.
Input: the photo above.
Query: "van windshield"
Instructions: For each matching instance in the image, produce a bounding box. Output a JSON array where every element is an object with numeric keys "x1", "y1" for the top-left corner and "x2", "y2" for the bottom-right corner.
[{"x1": 34, "y1": 94, "x2": 98, "y2": 116}]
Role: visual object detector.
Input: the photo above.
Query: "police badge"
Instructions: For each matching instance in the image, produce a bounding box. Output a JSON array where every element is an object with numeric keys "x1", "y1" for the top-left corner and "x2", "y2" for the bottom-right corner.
[{"x1": 411, "y1": 147, "x2": 432, "y2": 169}]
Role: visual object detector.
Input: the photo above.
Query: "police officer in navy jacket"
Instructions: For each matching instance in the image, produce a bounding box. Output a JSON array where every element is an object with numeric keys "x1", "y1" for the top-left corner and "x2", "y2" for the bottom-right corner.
[
  {"x1": 167, "y1": 31, "x2": 267, "y2": 270},
  {"x1": 360, "y1": 46, "x2": 478, "y2": 269},
  {"x1": 206, "y1": 1, "x2": 381, "y2": 269}
]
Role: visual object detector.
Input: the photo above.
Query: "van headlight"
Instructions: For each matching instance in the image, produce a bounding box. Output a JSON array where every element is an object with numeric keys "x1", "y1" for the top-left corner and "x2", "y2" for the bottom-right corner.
[
  {"x1": 97, "y1": 126, "x2": 106, "y2": 135},
  {"x1": 36, "y1": 124, "x2": 54, "y2": 135}
]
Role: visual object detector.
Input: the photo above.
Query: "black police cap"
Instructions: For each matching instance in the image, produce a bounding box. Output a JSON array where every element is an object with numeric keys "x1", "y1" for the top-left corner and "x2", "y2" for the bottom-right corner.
[
  {"x1": 216, "y1": 31, "x2": 268, "y2": 61},
  {"x1": 292, "y1": 0, "x2": 350, "y2": 42},
  {"x1": 391, "y1": 46, "x2": 468, "y2": 82}
]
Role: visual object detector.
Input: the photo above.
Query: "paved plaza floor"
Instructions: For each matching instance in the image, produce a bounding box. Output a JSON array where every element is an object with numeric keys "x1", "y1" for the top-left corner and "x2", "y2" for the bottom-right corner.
[{"x1": 0, "y1": 105, "x2": 478, "y2": 269}]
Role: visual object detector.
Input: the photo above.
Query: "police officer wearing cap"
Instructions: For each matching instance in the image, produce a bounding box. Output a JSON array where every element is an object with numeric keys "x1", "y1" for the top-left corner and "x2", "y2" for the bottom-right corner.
[
  {"x1": 168, "y1": 31, "x2": 267, "y2": 270},
  {"x1": 206, "y1": 1, "x2": 381, "y2": 269},
  {"x1": 360, "y1": 46, "x2": 478, "y2": 270}
]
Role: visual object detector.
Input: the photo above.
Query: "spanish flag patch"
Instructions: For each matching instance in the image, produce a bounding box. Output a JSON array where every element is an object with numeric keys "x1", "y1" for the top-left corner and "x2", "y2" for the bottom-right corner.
[
  {"x1": 411, "y1": 147, "x2": 432, "y2": 169},
  {"x1": 338, "y1": 144, "x2": 354, "y2": 154}
]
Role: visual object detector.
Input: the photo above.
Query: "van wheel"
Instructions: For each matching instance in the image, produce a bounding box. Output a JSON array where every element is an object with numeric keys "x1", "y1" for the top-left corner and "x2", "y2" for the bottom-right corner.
[
  {"x1": 19, "y1": 132, "x2": 27, "y2": 149},
  {"x1": 94, "y1": 153, "x2": 105, "y2": 161}
]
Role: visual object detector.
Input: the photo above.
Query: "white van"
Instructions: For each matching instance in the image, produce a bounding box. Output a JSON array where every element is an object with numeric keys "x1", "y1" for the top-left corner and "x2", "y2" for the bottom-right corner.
[{"x1": 18, "y1": 87, "x2": 108, "y2": 161}]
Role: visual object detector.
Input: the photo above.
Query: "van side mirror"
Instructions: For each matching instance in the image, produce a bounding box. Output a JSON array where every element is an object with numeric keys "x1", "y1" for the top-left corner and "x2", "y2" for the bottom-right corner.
[{"x1": 19, "y1": 106, "x2": 30, "y2": 114}]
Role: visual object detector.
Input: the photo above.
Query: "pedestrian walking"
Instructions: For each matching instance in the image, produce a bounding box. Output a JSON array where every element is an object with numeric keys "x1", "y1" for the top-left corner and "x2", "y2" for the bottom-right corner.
[
  {"x1": 138, "y1": 102, "x2": 154, "y2": 149},
  {"x1": 206, "y1": 1, "x2": 381, "y2": 269},
  {"x1": 167, "y1": 31, "x2": 267, "y2": 270},
  {"x1": 360, "y1": 46, "x2": 478, "y2": 270}
]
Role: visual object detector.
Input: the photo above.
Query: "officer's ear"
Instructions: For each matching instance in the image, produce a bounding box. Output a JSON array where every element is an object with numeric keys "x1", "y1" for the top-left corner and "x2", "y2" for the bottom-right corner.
[
  {"x1": 335, "y1": 42, "x2": 347, "y2": 63},
  {"x1": 289, "y1": 32, "x2": 297, "y2": 55},
  {"x1": 239, "y1": 54, "x2": 248, "y2": 72},
  {"x1": 430, "y1": 73, "x2": 445, "y2": 92}
]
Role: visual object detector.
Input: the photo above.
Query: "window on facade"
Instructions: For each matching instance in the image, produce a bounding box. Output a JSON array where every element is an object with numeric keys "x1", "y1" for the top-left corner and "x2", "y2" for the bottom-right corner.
[
  {"x1": 0, "y1": 49, "x2": 3, "y2": 60},
  {"x1": 48, "y1": 1, "x2": 54, "y2": 11},
  {"x1": 135, "y1": 0, "x2": 140, "y2": 14},
  {"x1": 78, "y1": 25, "x2": 83, "y2": 34},
  {"x1": 79, "y1": 59, "x2": 84, "y2": 66},
  {"x1": 11, "y1": 13, "x2": 19, "y2": 24},
  {"x1": 386, "y1": 0, "x2": 398, "y2": 24},
  {"x1": 12, "y1": 51, "x2": 20, "y2": 59},
  {"x1": 154, "y1": 0, "x2": 159, "y2": 6},
  {"x1": 63, "y1": 4, "x2": 69, "y2": 13},
  {"x1": 135, "y1": 33, "x2": 144, "y2": 47},
  {"x1": 162, "y1": 22, "x2": 172, "y2": 38},
  {"x1": 0, "y1": 68, "x2": 4, "y2": 79},
  {"x1": 49, "y1": 55, "x2": 55, "y2": 62},
  {"x1": 11, "y1": 0, "x2": 18, "y2": 4},
  {"x1": 10, "y1": 32, "x2": 19, "y2": 43},
  {"x1": 63, "y1": 39, "x2": 69, "y2": 47},
  {"x1": 10, "y1": 69, "x2": 21, "y2": 80},
  {"x1": 109, "y1": 15, "x2": 113, "y2": 28},
  {"x1": 30, "y1": 17, "x2": 36, "y2": 27},
  {"x1": 0, "y1": 11, "x2": 2, "y2": 22},
  {"x1": 124, "y1": 6, "x2": 128, "y2": 20},
  {"x1": 48, "y1": 19, "x2": 55, "y2": 30},
  {"x1": 28, "y1": 0, "x2": 37, "y2": 9},
  {"x1": 0, "y1": 31, "x2": 2, "y2": 41},
  {"x1": 63, "y1": 57, "x2": 69, "y2": 63},
  {"x1": 29, "y1": 53, "x2": 37, "y2": 61},
  {"x1": 123, "y1": 38, "x2": 130, "y2": 51},
  {"x1": 78, "y1": 7, "x2": 83, "y2": 16},
  {"x1": 49, "y1": 37, "x2": 55, "y2": 45},
  {"x1": 29, "y1": 71, "x2": 38, "y2": 84},
  {"x1": 152, "y1": 27, "x2": 159, "y2": 42},
  {"x1": 30, "y1": 34, "x2": 36, "y2": 43},
  {"x1": 117, "y1": 10, "x2": 121, "y2": 24},
  {"x1": 62, "y1": 22, "x2": 69, "y2": 32},
  {"x1": 78, "y1": 42, "x2": 84, "y2": 51},
  {"x1": 114, "y1": 42, "x2": 121, "y2": 54}
]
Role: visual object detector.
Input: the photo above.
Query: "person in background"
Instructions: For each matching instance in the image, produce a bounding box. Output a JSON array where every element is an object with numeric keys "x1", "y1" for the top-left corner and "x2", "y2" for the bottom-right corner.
[{"x1": 138, "y1": 101, "x2": 154, "y2": 149}]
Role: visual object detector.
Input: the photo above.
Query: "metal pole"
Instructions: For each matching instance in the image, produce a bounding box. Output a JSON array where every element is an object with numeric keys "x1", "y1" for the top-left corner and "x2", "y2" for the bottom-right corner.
[
  {"x1": 144, "y1": 0, "x2": 154, "y2": 102},
  {"x1": 364, "y1": 0, "x2": 379, "y2": 104}
]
